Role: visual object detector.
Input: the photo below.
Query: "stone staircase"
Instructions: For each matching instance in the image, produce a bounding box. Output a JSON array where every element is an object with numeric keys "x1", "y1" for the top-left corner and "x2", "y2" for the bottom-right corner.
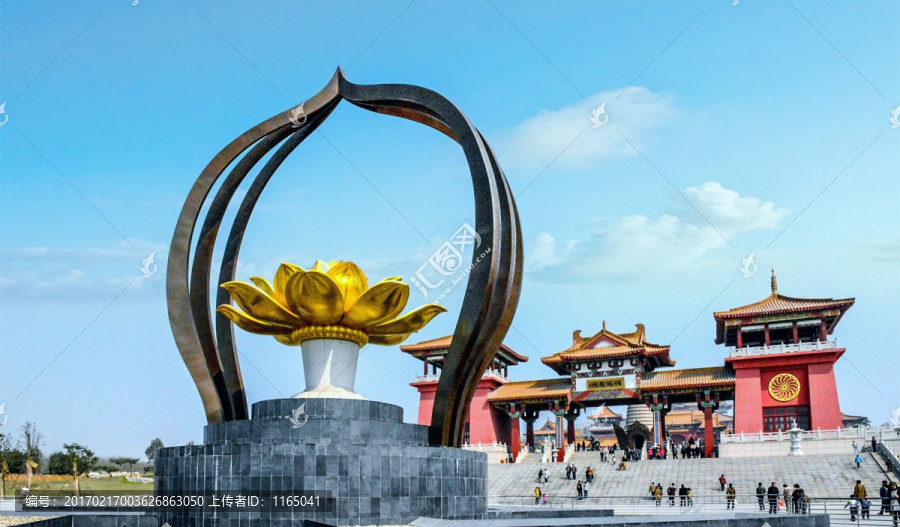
[{"x1": 492, "y1": 453, "x2": 892, "y2": 499}]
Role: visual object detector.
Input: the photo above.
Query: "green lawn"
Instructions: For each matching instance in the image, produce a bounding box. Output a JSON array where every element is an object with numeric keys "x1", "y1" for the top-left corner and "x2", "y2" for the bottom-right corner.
[{"x1": 1, "y1": 477, "x2": 154, "y2": 496}]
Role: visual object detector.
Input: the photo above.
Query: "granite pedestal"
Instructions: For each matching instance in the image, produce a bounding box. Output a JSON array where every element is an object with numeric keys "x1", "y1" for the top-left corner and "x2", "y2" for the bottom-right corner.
[{"x1": 154, "y1": 398, "x2": 487, "y2": 526}]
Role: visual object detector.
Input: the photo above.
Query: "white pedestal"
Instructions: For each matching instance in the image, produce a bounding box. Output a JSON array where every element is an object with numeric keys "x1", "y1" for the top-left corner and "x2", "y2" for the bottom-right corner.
[{"x1": 293, "y1": 338, "x2": 365, "y2": 399}]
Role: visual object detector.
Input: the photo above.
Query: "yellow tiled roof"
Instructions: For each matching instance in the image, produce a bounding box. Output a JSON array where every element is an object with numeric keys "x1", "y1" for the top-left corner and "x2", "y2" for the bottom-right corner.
[
  {"x1": 713, "y1": 294, "x2": 854, "y2": 319},
  {"x1": 487, "y1": 378, "x2": 571, "y2": 403},
  {"x1": 640, "y1": 367, "x2": 735, "y2": 392}
]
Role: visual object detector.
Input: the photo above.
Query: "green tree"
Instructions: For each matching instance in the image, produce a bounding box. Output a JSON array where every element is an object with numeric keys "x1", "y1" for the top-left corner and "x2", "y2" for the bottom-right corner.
[
  {"x1": 109, "y1": 457, "x2": 139, "y2": 473},
  {"x1": 47, "y1": 452, "x2": 70, "y2": 475},
  {"x1": 145, "y1": 438, "x2": 164, "y2": 464},
  {"x1": 63, "y1": 443, "x2": 97, "y2": 496}
]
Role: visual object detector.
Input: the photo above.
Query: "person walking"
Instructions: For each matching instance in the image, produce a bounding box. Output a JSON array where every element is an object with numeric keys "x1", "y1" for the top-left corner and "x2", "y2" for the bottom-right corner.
[
  {"x1": 872, "y1": 436, "x2": 878, "y2": 453},
  {"x1": 726, "y1": 484, "x2": 736, "y2": 510},
  {"x1": 679, "y1": 484, "x2": 688, "y2": 506},
  {"x1": 653, "y1": 484, "x2": 663, "y2": 507},
  {"x1": 889, "y1": 482, "x2": 900, "y2": 527},
  {"x1": 576, "y1": 480, "x2": 584, "y2": 500},
  {"x1": 572, "y1": 465, "x2": 578, "y2": 480},
  {"x1": 792, "y1": 484, "x2": 805, "y2": 514},
  {"x1": 861, "y1": 496, "x2": 872, "y2": 519},
  {"x1": 757, "y1": 483, "x2": 766, "y2": 511},
  {"x1": 719, "y1": 474, "x2": 727, "y2": 491},
  {"x1": 583, "y1": 481, "x2": 590, "y2": 499},
  {"x1": 853, "y1": 480, "x2": 868, "y2": 499},
  {"x1": 852, "y1": 440, "x2": 859, "y2": 454},
  {"x1": 667, "y1": 483, "x2": 677, "y2": 506},
  {"x1": 783, "y1": 484, "x2": 791, "y2": 512},
  {"x1": 845, "y1": 496, "x2": 859, "y2": 522},
  {"x1": 855, "y1": 454, "x2": 863, "y2": 470},
  {"x1": 768, "y1": 482, "x2": 780, "y2": 514},
  {"x1": 537, "y1": 468, "x2": 544, "y2": 482},
  {"x1": 534, "y1": 487, "x2": 542, "y2": 505},
  {"x1": 586, "y1": 466, "x2": 593, "y2": 483},
  {"x1": 881, "y1": 480, "x2": 891, "y2": 515},
  {"x1": 687, "y1": 487, "x2": 694, "y2": 507},
  {"x1": 649, "y1": 482, "x2": 657, "y2": 500}
]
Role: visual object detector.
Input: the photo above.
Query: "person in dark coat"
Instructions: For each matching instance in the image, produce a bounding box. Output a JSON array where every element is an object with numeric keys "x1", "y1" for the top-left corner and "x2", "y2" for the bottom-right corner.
[
  {"x1": 881, "y1": 480, "x2": 891, "y2": 515},
  {"x1": 757, "y1": 483, "x2": 766, "y2": 511},
  {"x1": 768, "y1": 482, "x2": 780, "y2": 514}
]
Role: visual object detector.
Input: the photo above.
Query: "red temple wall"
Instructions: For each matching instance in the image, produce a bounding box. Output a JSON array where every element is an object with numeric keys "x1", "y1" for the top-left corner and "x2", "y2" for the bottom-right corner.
[
  {"x1": 412, "y1": 381, "x2": 438, "y2": 426},
  {"x1": 807, "y1": 362, "x2": 843, "y2": 430},
  {"x1": 468, "y1": 377, "x2": 505, "y2": 444},
  {"x1": 729, "y1": 349, "x2": 844, "y2": 434}
]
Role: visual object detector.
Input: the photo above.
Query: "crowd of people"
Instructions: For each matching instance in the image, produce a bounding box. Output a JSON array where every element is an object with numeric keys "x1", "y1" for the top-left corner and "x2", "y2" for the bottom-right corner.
[
  {"x1": 844, "y1": 479, "x2": 900, "y2": 525},
  {"x1": 648, "y1": 482, "x2": 695, "y2": 507}
]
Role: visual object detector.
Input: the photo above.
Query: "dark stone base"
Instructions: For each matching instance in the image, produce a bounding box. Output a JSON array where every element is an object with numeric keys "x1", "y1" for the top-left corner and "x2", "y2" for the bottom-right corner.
[{"x1": 155, "y1": 398, "x2": 487, "y2": 526}]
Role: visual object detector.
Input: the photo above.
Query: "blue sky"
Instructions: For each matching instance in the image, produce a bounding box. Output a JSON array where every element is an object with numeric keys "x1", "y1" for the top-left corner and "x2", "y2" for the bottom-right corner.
[{"x1": 1, "y1": 0, "x2": 898, "y2": 458}]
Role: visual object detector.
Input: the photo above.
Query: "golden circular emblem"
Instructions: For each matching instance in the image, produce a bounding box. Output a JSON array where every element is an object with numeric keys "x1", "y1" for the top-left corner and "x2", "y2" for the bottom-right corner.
[{"x1": 768, "y1": 373, "x2": 801, "y2": 402}]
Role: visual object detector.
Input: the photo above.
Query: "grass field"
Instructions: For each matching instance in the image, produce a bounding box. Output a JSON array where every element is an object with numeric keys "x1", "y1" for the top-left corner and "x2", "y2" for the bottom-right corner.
[{"x1": 1, "y1": 476, "x2": 154, "y2": 496}]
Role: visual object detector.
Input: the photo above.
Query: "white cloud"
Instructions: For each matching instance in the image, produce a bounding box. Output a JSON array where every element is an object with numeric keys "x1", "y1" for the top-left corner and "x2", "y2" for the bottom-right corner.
[
  {"x1": 528, "y1": 182, "x2": 790, "y2": 281},
  {"x1": 495, "y1": 87, "x2": 676, "y2": 171}
]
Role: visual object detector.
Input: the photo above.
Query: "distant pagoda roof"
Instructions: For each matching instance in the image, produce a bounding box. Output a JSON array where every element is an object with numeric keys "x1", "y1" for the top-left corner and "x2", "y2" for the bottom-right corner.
[
  {"x1": 542, "y1": 322, "x2": 674, "y2": 374},
  {"x1": 713, "y1": 271, "x2": 854, "y2": 344},
  {"x1": 487, "y1": 378, "x2": 571, "y2": 404},
  {"x1": 588, "y1": 406, "x2": 622, "y2": 420},
  {"x1": 640, "y1": 366, "x2": 735, "y2": 393},
  {"x1": 401, "y1": 334, "x2": 528, "y2": 364}
]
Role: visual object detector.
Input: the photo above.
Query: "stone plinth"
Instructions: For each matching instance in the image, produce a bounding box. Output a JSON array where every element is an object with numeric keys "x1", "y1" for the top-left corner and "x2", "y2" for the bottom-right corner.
[{"x1": 154, "y1": 398, "x2": 487, "y2": 526}]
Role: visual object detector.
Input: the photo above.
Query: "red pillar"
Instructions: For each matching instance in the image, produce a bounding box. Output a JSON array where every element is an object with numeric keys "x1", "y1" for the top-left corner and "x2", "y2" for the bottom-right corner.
[
  {"x1": 510, "y1": 417, "x2": 521, "y2": 462},
  {"x1": 556, "y1": 441, "x2": 565, "y2": 462},
  {"x1": 567, "y1": 418, "x2": 576, "y2": 444},
  {"x1": 792, "y1": 322, "x2": 799, "y2": 344},
  {"x1": 820, "y1": 320, "x2": 828, "y2": 342},
  {"x1": 764, "y1": 325, "x2": 770, "y2": 346},
  {"x1": 736, "y1": 328, "x2": 742, "y2": 348},
  {"x1": 526, "y1": 420, "x2": 535, "y2": 449},
  {"x1": 703, "y1": 406, "x2": 715, "y2": 457}
]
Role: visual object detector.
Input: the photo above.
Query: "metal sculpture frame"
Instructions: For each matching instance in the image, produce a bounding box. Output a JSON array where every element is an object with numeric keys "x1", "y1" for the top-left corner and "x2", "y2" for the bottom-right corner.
[{"x1": 166, "y1": 68, "x2": 523, "y2": 447}]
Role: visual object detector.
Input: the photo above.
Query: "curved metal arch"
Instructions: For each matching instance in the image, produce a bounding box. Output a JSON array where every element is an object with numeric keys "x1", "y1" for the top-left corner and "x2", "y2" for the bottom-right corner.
[{"x1": 167, "y1": 68, "x2": 522, "y2": 446}]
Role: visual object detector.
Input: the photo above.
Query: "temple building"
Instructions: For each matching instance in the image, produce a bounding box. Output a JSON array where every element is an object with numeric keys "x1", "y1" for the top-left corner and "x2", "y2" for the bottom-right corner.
[{"x1": 403, "y1": 272, "x2": 854, "y2": 461}]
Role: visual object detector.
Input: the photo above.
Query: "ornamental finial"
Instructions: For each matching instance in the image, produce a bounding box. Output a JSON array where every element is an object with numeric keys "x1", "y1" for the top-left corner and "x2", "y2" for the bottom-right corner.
[{"x1": 771, "y1": 267, "x2": 778, "y2": 295}]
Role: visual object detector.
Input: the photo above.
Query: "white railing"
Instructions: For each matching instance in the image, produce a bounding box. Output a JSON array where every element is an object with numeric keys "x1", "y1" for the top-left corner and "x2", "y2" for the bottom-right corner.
[
  {"x1": 415, "y1": 369, "x2": 510, "y2": 383},
  {"x1": 877, "y1": 440, "x2": 900, "y2": 473},
  {"x1": 462, "y1": 441, "x2": 508, "y2": 453},
  {"x1": 728, "y1": 340, "x2": 838, "y2": 358},
  {"x1": 721, "y1": 425, "x2": 897, "y2": 444}
]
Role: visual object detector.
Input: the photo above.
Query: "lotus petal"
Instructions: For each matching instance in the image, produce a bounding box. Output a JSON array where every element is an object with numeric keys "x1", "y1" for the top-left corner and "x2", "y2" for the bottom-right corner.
[
  {"x1": 327, "y1": 261, "x2": 369, "y2": 313},
  {"x1": 249, "y1": 276, "x2": 275, "y2": 298},
  {"x1": 381, "y1": 276, "x2": 403, "y2": 281},
  {"x1": 342, "y1": 280, "x2": 409, "y2": 328},
  {"x1": 275, "y1": 334, "x2": 300, "y2": 346},
  {"x1": 285, "y1": 270, "x2": 344, "y2": 325},
  {"x1": 216, "y1": 305, "x2": 293, "y2": 335},
  {"x1": 367, "y1": 333, "x2": 411, "y2": 346},
  {"x1": 367, "y1": 304, "x2": 447, "y2": 337},
  {"x1": 221, "y1": 281, "x2": 302, "y2": 326},
  {"x1": 273, "y1": 263, "x2": 303, "y2": 304}
]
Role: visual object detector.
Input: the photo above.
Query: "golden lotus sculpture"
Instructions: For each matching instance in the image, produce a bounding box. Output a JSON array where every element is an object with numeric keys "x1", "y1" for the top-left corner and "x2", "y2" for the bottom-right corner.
[{"x1": 217, "y1": 260, "x2": 446, "y2": 399}]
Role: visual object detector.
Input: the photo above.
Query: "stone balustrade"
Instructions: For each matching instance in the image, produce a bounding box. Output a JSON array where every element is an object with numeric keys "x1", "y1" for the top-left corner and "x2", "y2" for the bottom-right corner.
[{"x1": 728, "y1": 339, "x2": 838, "y2": 358}]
